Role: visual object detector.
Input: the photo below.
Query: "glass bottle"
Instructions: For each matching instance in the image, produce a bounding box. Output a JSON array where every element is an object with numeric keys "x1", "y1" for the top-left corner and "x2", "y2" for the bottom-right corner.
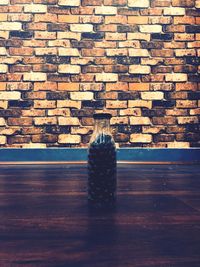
[{"x1": 87, "y1": 113, "x2": 117, "y2": 206}]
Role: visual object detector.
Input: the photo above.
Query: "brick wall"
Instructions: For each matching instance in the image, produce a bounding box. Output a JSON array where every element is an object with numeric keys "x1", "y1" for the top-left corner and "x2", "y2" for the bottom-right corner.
[{"x1": 0, "y1": 0, "x2": 200, "y2": 148}]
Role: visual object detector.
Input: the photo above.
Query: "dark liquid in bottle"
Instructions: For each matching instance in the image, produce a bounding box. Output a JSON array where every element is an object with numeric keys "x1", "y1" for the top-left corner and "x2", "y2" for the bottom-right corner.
[{"x1": 88, "y1": 134, "x2": 117, "y2": 205}]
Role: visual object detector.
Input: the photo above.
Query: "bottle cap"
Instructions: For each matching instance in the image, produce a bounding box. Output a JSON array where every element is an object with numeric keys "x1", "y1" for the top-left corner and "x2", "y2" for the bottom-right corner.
[{"x1": 93, "y1": 113, "x2": 112, "y2": 120}]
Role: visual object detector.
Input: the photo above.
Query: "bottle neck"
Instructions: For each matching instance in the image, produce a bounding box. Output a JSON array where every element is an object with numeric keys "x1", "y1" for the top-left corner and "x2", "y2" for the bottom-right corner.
[{"x1": 94, "y1": 119, "x2": 110, "y2": 135}]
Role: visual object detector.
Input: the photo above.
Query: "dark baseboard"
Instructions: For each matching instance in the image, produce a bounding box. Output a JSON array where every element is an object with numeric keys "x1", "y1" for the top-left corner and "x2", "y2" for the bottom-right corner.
[{"x1": 0, "y1": 148, "x2": 199, "y2": 164}]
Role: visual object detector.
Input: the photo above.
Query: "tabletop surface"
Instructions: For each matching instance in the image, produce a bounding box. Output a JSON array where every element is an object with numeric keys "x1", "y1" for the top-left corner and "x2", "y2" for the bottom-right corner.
[{"x1": 0, "y1": 163, "x2": 200, "y2": 267}]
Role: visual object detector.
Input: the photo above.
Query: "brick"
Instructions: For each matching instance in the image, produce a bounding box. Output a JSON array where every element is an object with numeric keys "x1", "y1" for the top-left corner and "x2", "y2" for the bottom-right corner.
[
  {"x1": 70, "y1": 92, "x2": 93, "y2": 100},
  {"x1": 0, "y1": 64, "x2": 7, "y2": 73},
  {"x1": 58, "y1": 83, "x2": 79, "y2": 91},
  {"x1": 58, "y1": 15, "x2": 79, "y2": 23},
  {"x1": 0, "y1": 92, "x2": 21, "y2": 100},
  {"x1": 9, "y1": 48, "x2": 33, "y2": 56},
  {"x1": 35, "y1": 48, "x2": 57, "y2": 55},
  {"x1": 58, "y1": 65, "x2": 81, "y2": 74},
  {"x1": 58, "y1": 134, "x2": 81, "y2": 144},
  {"x1": 34, "y1": 100, "x2": 56, "y2": 109},
  {"x1": 8, "y1": 118, "x2": 33, "y2": 126},
  {"x1": 35, "y1": 14, "x2": 57, "y2": 22},
  {"x1": 105, "y1": 15, "x2": 127, "y2": 24},
  {"x1": 129, "y1": 49, "x2": 149, "y2": 57},
  {"x1": 70, "y1": 24, "x2": 93, "y2": 32},
  {"x1": 96, "y1": 73, "x2": 118, "y2": 82},
  {"x1": 166, "y1": 73, "x2": 187, "y2": 82},
  {"x1": 177, "y1": 116, "x2": 198, "y2": 124},
  {"x1": 120, "y1": 108, "x2": 141, "y2": 116},
  {"x1": 176, "y1": 100, "x2": 197, "y2": 108},
  {"x1": 128, "y1": 16, "x2": 148, "y2": 24},
  {"x1": 175, "y1": 49, "x2": 196, "y2": 56},
  {"x1": 153, "y1": 117, "x2": 176, "y2": 125},
  {"x1": 106, "y1": 49, "x2": 128, "y2": 56},
  {"x1": 167, "y1": 142, "x2": 190, "y2": 148},
  {"x1": 129, "y1": 65, "x2": 150, "y2": 74},
  {"x1": 57, "y1": 100, "x2": 81, "y2": 109},
  {"x1": 128, "y1": 100, "x2": 152, "y2": 109},
  {"x1": 82, "y1": 48, "x2": 104, "y2": 57},
  {"x1": 140, "y1": 25, "x2": 162, "y2": 33},
  {"x1": 106, "y1": 100, "x2": 127, "y2": 109},
  {"x1": 172, "y1": 0, "x2": 195, "y2": 7},
  {"x1": 58, "y1": 48, "x2": 80, "y2": 56},
  {"x1": 110, "y1": 117, "x2": 128, "y2": 125},
  {"x1": 24, "y1": 73, "x2": 47, "y2": 81},
  {"x1": 143, "y1": 126, "x2": 165, "y2": 134},
  {"x1": 164, "y1": 7, "x2": 185, "y2": 15},
  {"x1": 48, "y1": 109, "x2": 70, "y2": 116},
  {"x1": 58, "y1": 117, "x2": 80, "y2": 125},
  {"x1": 34, "y1": 117, "x2": 57, "y2": 125},
  {"x1": 130, "y1": 117, "x2": 151, "y2": 125},
  {"x1": 141, "y1": 92, "x2": 164, "y2": 100},
  {"x1": 0, "y1": 118, "x2": 6, "y2": 126},
  {"x1": 128, "y1": 0, "x2": 149, "y2": 7},
  {"x1": 106, "y1": 82, "x2": 128, "y2": 91},
  {"x1": 130, "y1": 134, "x2": 152, "y2": 143},
  {"x1": 0, "y1": 22, "x2": 21, "y2": 30},
  {"x1": 129, "y1": 83, "x2": 150, "y2": 91},
  {"x1": 95, "y1": 6, "x2": 117, "y2": 15},
  {"x1": 58, "y1": 32, "x2": 81, "y2": 40},
  {"x1": 24, "y1": 4, "x2": 47, "y2": 13},
  {"x1": 0, "y1": 136, "x2": 6, "y2": 145},
  {"x1": 58, "y1": 0, "x2": 80, "y2": 5},
  {"x1": 106, "y1": 33, "x2": 126, "y2": 41},
  {"x1": 0, "y1": 0, "x2": 9, "y2": 5},
  {"x1": 174, "y1": 33, "x2": 194, "y2": 41},
  {"x1": 34, "y1": 82, "x2": 57, "y2": 91},
  {"x1": 174, "y1": 16, "x2": 195, "y2": 24},
  {"x1": 128, "y1": 33, "x2": 150, "y2": 41},
  {"x1": 35, "y1": 32, "x2": 56, "y2": 40}
]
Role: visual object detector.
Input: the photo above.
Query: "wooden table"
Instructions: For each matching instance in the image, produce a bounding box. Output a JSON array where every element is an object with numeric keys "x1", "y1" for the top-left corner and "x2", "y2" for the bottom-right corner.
[{"x1": 0, "y1": 164, "x2": 200, "y2": 267}]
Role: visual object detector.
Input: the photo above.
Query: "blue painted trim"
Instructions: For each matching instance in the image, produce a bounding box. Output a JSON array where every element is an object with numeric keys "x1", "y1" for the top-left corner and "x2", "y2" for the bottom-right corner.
[{"x1": 0, "y1": 148, "x2": 200, "y2": 163}]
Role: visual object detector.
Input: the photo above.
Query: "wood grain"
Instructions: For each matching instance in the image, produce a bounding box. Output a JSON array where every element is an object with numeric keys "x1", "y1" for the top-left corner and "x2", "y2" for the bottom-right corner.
[{"x1": 0, "y1": 164, "x2": 200, "y2": 267}]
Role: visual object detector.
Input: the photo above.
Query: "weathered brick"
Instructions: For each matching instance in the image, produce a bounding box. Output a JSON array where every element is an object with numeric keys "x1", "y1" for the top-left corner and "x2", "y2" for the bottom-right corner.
[
  {"x1": 34, "y1": 117, "x2": 57, "y2": 125},
  {"x1": 141, "y1": 92, "x2": 164, "y2": 100},
  {"x1": 166, "y1": 73, "x2": 187, "y2": 82},
  {"x1": 128, "y1": 100, "x2": 152, "y2": 109},
  {"x1": 95, "y1": 6, "x2": 117, "y2": 14},
  {"x1": 128, "y1": 0, "x2": 149, "y2": 8},
  {"x1": 0, "y1": 136, "x2": 6, "y2": 145},
  {"x1": 24, "y1": 73, "x2": 47, "y2": 81},
  {"x1": 130, "y1": 134, "x2": 152, "y2": 143},
  {"x1": 129, "y1": 49, "x2": 149, "y2": 57},
  {"x1": 34, "y1": 100, "x2": 56, "y2": 109},
  {"x1": 129, "y1": 65, "x2": 150, "y2": 74},
  {"x1": 24, "y1": 4, "x2": 47, "y2": 13},
  {"x1": 176, "y1": 100, "x2": 197, "y2": 108},
  {"x1": 140, "y1": 25, "x2": 162, "y2": 33},
  {"x1": 70, "y1": 92, "x2": 93, "y2": 100},
  {"x1": 129, "y1": 83, "x2": 150, "y2": 91},
  {"x1": 130, "y1": 117, "x2": 151, "y2": 125},
  {"x1": 58, "y1": 117, "x2": 80, "y2": 126},
  {"x1": 8, "y1": 118, "x2": 33, "y2": 126},
  {"x1": 58, "y1": 134, "x2": 81, "y2": 144},
  {"x1": 177, "y1": 116, "x2": 199, "y2": 124},
  {"x1": 0, "y1": 22, "x2": 22, "y2": 30},
  {"x1": 164, "y1": 7, "x2": 185, "y2": 15},
  {"x1": 58, "y1": 48, "x2": 80, "y2": 56},
  {"x1": 58, "y1": 32, "x2": 81, "y2": 40},
  {"x1": 58, "y1": 65, "x2": 81, "y2": 74},
  {"x1": 96, "y1": 73, "x2": 118, "y2": 82},
  {"x1": 106, "y1": 100, "x2": 127, "y2": 109},
  {"x1": 0, "y1": 92, "x2": 21, "y2": 100}
]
